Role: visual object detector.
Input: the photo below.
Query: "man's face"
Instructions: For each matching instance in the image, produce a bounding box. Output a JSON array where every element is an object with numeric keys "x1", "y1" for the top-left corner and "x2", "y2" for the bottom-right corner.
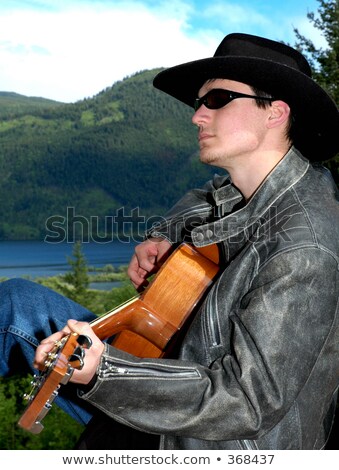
[{"x1": 192, "y1": 79, "x2": 270, "y2": 170}]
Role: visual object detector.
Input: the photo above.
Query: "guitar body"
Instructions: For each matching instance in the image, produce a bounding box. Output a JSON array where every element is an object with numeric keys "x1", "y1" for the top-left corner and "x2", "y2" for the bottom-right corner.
[{"x1": 18, "y1": 242, "x2": 219, "y2": 433}]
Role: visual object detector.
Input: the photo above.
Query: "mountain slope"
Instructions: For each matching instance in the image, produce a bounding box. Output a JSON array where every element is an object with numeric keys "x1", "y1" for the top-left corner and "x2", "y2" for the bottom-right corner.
[
  {"x1": 0, "y1": 91, "x2": 64, "y2": 119},
  {"x1": 0, "y1": 70, "x2": 218, "y2": 240}
]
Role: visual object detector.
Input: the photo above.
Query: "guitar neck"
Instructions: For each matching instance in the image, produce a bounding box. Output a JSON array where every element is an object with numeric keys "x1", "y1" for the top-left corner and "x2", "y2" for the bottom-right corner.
[{"x1": 90, "y1": 296, "x2": 139, "y2": 339}]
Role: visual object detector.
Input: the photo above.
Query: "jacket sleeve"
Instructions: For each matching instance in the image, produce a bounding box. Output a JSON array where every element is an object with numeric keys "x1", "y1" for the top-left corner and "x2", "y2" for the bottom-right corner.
[
  {"x1": 145, "y1": 175, "x2": 228, "y2": 244},
  {"x1": 78, "y1": 247, "x2": 338, "y2": 441}
]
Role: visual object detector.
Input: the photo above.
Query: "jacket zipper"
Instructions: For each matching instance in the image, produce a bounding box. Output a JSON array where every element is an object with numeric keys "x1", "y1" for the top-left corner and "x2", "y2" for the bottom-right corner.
[
  {"x1": 101, "y1": 361, "x2": 200, "y2": 379},
  {"x1": 206, "y1": 286, "x2": 221, "y2": 347},
  {"x1": 238, "y1": 439, "x2": 259, "y2": 450}
]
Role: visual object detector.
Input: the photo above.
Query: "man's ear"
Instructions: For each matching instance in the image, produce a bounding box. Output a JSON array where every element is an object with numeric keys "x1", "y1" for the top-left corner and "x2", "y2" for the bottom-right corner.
[{"x1": 266, "y1": 100, "x2": 291, "y2": 129}]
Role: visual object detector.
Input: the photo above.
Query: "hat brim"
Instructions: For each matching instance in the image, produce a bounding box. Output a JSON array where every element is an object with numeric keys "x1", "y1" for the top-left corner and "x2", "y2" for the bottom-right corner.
[{"x1": 153, "y1": 56, "x2": 339, "y2": 161}]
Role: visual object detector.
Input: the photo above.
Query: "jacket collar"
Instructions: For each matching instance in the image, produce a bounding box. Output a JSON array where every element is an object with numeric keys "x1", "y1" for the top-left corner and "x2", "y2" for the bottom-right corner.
[{"x1": 191, "y1": 147, "x2": 309, "y2": 248}]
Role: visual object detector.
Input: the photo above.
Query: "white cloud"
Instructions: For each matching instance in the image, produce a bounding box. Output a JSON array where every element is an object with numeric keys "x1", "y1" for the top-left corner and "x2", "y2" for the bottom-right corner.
[
  {"x1": 289, "y1": 17, "x2": 328, "y2": 49},
  {"x1": 0, "y1": 2, "x2": 218, "y2": 102},
  {"x1": 0, "y1": 0, "x2": 326, "y2": 102}
]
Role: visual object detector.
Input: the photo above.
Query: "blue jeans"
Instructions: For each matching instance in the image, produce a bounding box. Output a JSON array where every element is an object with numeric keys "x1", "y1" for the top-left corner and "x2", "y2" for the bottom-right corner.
[{"x1": 0, "y1": 278, "x2": 96, "y2": 425}]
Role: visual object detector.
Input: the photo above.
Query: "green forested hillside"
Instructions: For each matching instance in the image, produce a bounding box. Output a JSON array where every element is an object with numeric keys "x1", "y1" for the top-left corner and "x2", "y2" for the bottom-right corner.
[
  {"x1": 0, "y1": 68, "x2": 337, "y2": 241},
  {"x1": 0, "y1": 91, "x2": 64, "y2": 119},
  {"x1": 0, "y1": 69, "x2": 218, "y2": 240}
]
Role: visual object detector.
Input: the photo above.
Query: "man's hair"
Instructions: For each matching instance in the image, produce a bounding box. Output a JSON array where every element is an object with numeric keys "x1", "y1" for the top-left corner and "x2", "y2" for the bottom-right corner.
[{"x1": 250, "y1": 85, "x2": 294, "y2": 144}]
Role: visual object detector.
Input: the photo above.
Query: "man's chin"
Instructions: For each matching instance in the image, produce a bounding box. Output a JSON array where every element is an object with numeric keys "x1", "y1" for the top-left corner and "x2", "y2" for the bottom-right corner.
[{"x1": 200, "y1": 152, "x2": 218, "y2": 166}]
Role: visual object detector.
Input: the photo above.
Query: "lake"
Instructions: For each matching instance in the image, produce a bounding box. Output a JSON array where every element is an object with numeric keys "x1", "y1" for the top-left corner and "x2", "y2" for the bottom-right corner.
[{"x1": 0, "y1": 240, "x2": 137, "y2": 280}]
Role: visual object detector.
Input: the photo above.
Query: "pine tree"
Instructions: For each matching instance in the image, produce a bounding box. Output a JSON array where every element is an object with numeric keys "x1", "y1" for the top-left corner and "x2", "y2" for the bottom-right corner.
[
  {"x1": 60, "y1": 241, "x2": 92, "y2": 305},
  {"x1": 293, "y1": 0, "x2": 339, "y2": 102},
  {"x1": 293, "y1": 0, "x2": 338, "y2": 178}
]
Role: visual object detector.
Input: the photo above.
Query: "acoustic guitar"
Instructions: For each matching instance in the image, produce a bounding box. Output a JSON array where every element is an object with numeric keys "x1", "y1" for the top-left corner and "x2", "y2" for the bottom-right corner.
[{"x1": 18, "y1": 242, "x2": 219, "y2": 434}]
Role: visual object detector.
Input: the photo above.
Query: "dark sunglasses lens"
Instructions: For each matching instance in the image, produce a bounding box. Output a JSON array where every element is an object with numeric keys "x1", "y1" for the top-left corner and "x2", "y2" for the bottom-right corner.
[
  {"x1": 195, "y1": 90, "x2": 231, "y2": 110},
  {"x1": 206, "y1": 90, "x2": 231, "y2": 109}
]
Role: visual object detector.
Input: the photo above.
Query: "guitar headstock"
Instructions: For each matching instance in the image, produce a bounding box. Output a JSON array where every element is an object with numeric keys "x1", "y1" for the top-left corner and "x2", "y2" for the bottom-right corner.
[{"x1": 18, "y1": 333, "x2": 92, "y2": 434}]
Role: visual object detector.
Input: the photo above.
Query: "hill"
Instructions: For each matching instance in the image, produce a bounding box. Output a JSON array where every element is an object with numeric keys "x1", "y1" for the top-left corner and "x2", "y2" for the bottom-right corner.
[
  {"x1": 0, "y1": 70, "x2": 219, "y2": 241},
  {"x1": 0, "y1": 91, "x2": 64, "y2": 119},
  {"x1": 1, "y1": 70, "x2": 337, "y2": 241}
]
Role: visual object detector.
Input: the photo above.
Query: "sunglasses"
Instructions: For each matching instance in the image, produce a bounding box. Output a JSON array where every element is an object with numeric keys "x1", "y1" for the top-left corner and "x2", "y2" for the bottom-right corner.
[{"x1": 194, "y1": 88, "x2": 275, "y2": 111}]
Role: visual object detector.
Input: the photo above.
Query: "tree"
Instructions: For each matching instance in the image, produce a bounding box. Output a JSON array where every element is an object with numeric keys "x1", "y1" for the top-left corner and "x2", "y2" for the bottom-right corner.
[
  {"x1": 291, "y1": 2, "x2": 339, "y2": 448},
  {"x1": 0, "y1": 375, "x2": 83, "y2": 449},
  {"x1": 293, "y1": 0, "x2": 339, "y2": 102},
  {"x1": 293, "y1": 0, "x2": 339, "y2": 181},
  {"x1": 60, "y1": 241, "x2": 92, "y2": 305}
]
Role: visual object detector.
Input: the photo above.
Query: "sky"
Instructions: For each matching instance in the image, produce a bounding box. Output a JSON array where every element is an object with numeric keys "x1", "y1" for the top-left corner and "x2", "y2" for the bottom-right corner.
[{"x1": 0, "y1": 0, "x2": 325, "y2": 103}]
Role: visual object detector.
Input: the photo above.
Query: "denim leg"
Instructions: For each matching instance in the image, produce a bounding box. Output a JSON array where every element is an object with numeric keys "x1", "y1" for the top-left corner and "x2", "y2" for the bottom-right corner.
[{"x1": 0, "y1": 278, "x2": 97, "y2": 425}]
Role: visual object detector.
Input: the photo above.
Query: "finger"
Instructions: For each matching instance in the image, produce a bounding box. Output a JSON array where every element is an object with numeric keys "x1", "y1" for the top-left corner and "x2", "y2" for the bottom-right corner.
[
  {"x1": 134, "y1": 242, "x2": 159, "y2": 271},
  {"x1": 135, "y1": 249, "x2": 157, "y2": 272},
  {"x1": 127, "y1": 258, "x2": 149, "y2": 289},
  {"x1": 39, "y1": 329, "x2": 67, "y2": 345},
  {"x1": 34, "y1": 340, "x2": 56, "y2": 368},
  {"x1": 127, "y1": 255, "x2": 142, "y2": 280},
  {"x1": 66, "y1": 321, "x2": 105, "y2": 385},
  {"x1": 66, "y1": 319, "x2": 93, "y2": 335},
  {"x1": 66, "y1": 320, "x2": 103, "y2": 350}
]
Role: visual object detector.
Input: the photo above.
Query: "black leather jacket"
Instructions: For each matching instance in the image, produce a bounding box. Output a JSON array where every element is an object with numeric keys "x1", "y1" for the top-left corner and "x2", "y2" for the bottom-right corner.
[{"x1": 81, "y1": 148, "x2": 339, "y2": 450}]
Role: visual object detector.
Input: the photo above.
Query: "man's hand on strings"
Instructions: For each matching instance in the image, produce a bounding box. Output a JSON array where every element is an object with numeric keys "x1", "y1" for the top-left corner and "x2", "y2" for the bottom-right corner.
[
  {"x1": 34, "y1": 320, "x2": 104, "y2": 385},
  {"x1": 127, "y1": 237, "x2": 172, "y2": 290}
]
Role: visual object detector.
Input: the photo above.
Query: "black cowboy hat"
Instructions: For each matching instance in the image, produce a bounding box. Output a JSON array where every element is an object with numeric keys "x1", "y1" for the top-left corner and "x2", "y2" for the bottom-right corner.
[{"x1": 153, "y1": 33, "x2": 339, "y2": 162}]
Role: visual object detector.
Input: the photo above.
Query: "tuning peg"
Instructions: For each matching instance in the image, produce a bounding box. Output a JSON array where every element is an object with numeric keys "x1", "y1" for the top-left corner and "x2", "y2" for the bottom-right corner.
[
  {"x1": 68, "y1": 346, "x2": 85, "y2": 370},
  {"x1": 74, "y1": 346, "x2": 85, "y2": 359},
  {"x1": 68, "y1": 352, "x2": 84, "y2": 370},
  {"x1": 77, "y1": 335, "x2": 92, "y2": 349}
]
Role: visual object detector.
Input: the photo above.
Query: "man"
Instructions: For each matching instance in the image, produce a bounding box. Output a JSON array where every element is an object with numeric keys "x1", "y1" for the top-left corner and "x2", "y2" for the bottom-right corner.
[{"x1": 3, "y1": 33, "x2": 339, "y2": 450}]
